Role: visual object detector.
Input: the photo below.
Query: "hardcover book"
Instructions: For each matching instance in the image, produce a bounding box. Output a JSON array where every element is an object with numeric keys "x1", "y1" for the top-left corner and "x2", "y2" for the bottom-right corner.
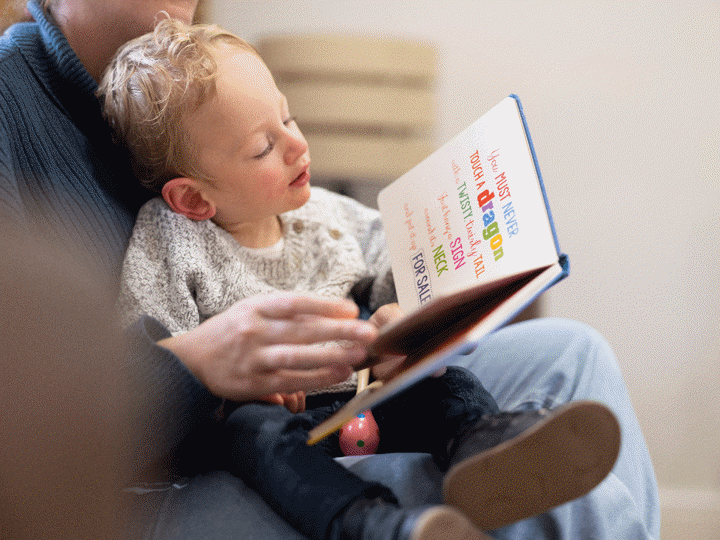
[{"x1": 308, "y1": 95, "x2": 568, "y2": 445}]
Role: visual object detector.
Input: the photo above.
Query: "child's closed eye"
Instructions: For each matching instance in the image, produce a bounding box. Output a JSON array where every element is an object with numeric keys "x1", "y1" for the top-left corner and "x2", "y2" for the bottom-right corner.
[{"x1": 253, "y1": 118, "x2": 298, "y2": 159}]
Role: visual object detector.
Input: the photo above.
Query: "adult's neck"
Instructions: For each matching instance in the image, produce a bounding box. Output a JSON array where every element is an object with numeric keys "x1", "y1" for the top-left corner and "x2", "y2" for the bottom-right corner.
[
  {"x1": 47, "y1": 1, "x2": 198, "y2": 83},
  {"x1": 48, "y1": 3, "x2": 130, "y2": 82}
]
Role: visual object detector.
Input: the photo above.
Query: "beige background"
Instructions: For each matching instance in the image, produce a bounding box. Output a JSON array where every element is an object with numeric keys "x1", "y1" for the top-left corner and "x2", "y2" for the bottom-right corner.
[{"x1": 208, "y1": 1, "x2": 720, "y2": 535}]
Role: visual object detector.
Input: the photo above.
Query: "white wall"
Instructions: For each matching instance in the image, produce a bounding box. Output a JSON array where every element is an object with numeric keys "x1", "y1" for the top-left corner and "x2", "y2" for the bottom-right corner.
[{"x1": 208, "y1": 0, "x2": 720, "y2": 506}]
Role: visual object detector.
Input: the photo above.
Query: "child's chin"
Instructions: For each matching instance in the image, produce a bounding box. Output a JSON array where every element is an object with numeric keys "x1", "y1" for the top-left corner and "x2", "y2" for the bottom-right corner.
[{"x1": 288, "y1": 184, "x2": 312, "y2": 210}]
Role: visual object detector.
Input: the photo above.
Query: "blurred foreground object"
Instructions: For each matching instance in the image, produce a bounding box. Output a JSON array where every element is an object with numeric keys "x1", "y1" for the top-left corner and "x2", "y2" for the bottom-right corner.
[{"x1": 0, "y1": 231, "x2": 131, "y2": 540}]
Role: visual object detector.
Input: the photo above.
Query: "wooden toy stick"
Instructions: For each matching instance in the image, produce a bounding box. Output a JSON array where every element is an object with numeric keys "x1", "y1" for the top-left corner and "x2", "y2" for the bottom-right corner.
[{"x1": 356, "y1": 368, "x2": 370, "y2": 394}]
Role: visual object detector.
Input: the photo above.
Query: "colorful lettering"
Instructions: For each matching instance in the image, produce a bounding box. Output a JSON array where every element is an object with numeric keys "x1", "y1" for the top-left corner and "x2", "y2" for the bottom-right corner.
[
  {"x1": 432, "y1": 245, "x2": 449, "y2": 277},
  {"x1": 411, "y1": 251, "x2": 433, "y2": 304},
  {"x1": 450, "y1": 237, "x2": 466, "y2": 270}
]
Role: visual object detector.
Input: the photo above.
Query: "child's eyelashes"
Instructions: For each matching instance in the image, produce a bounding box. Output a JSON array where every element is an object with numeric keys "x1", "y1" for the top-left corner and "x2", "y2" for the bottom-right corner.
[
  {"x1": 254, "y1": 141, "x2": 274, "y2": 159},
  {"x1": 253, "y1": 117, "x2": 298, "y2": 159}
]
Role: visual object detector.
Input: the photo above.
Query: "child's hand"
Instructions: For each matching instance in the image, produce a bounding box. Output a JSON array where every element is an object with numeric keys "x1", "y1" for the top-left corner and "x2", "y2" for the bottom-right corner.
[
  {"x1": 367, "y1": 303, "x2": 447, "y2": 381},
  {"x1": 368, "y1": 304, "x2": 407, "y2": 380},
  {"x1": 260, "y1": 391, "x2": 307, "y2": 413}
]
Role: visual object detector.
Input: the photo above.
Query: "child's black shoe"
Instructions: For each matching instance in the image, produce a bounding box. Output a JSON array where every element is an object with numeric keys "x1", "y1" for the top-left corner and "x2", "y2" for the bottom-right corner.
[{"x1": 442, "y1": 400, "x2": 621, "y2": 530}]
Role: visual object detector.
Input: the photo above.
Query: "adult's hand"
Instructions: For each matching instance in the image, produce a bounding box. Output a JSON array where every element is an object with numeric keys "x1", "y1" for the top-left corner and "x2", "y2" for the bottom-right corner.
[{"x1": 158, "y1": 293, "x2": 377, "y2": 402}]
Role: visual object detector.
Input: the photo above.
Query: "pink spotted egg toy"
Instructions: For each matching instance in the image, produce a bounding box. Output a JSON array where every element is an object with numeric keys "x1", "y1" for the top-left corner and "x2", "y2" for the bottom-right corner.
[{"x1": 339, "y1": 409, "x2": 379, "y2": 455}]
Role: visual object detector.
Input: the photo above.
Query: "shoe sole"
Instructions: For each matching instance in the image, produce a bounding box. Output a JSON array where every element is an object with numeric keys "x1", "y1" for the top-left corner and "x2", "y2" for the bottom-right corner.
[
  {"x1": 442, "y1": 400, "x2": 621, "y2": 531},
  {"x1": 409, "y1": 506, "x2": 492, "y2": 540}
]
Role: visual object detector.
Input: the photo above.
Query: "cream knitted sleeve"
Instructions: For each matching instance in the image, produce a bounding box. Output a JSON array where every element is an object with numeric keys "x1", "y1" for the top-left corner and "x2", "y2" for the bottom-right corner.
[{"x1": 117, "y1": 198, "x2": 205, "y2": 335}]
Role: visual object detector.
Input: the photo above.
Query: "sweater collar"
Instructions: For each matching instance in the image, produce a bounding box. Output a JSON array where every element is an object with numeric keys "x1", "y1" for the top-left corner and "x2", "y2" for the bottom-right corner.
[
  {"x1": 14, "y1": 1, "x2": 104, "y2": 134},
  {"x1": 7, "y1": 1, "x2": 155, "y2": 215}
]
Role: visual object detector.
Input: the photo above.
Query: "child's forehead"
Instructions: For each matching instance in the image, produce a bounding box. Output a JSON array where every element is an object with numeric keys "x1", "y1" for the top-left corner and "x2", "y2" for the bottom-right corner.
[
  {"x1": 212, "y1": 45, "x2": 277, "y2": 95},
  {"x1": 194, "y1": 47, "x2": 284, "y2": 125},
  {"x1": 211, "y1": 41, "x2": 263, "y2": 68}
]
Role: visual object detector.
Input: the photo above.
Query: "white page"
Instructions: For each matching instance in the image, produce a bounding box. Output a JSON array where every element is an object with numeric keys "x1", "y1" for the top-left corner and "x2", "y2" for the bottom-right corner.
[{"x1": 378, "y1": 96, "x2": 558, "y2": 312}]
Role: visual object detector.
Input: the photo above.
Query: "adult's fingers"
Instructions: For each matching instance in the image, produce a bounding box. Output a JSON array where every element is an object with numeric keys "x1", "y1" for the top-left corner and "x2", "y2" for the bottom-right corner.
[
  {"x1": 258, "y1": 316, "x2": 377, "y2": 347},
  {"x1": 253, "y1": 342, "x2": 368, "y2": 371},
  {"x1": 255, "y1": 293, "x2": 360, "y2": 320},
  {"x1": 368, "y1": 303, "x2": 403, "y2": 329},
  {"x1": 226, "y1": 365, "x2": 353, "y2": 401}
]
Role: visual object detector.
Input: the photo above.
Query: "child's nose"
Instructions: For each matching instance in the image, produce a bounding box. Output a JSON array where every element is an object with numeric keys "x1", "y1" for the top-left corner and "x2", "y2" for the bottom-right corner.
[{"x1": 285, "y1": 129, "x2": 309, "y2": 164}]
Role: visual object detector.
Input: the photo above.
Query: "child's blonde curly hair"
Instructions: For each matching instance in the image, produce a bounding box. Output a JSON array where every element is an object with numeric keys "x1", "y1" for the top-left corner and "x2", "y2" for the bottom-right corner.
[{"x1": 98, "y1": 18, "x2": 257, "y2": 192}]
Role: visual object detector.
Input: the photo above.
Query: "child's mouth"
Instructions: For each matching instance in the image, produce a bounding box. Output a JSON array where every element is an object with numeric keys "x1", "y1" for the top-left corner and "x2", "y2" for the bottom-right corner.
[{"x1": 291, "y1": 167, "x2": 310, "y2": 186}]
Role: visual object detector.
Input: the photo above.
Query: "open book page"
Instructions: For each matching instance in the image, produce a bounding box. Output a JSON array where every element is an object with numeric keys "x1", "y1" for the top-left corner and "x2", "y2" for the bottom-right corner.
[{"x1": 377, "y1": 95, "x2": 559, "y2": 314}]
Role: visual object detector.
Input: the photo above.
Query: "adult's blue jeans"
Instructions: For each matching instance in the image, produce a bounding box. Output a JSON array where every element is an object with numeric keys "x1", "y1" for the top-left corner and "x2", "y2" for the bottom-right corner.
[{"x1": 127, "y1": 319, "x2": 660, "y2": 540}]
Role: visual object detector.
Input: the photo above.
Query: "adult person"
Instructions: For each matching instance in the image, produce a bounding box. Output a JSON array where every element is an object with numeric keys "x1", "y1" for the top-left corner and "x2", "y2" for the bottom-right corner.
[{"x1": 0, "y1": 1, "x2": 660, "y2": 539}]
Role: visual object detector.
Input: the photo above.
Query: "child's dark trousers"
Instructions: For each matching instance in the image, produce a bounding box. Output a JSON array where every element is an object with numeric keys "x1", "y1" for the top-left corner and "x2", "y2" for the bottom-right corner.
[{"x1": 225, "y1": 366, "x2": 498, "y2": 540}]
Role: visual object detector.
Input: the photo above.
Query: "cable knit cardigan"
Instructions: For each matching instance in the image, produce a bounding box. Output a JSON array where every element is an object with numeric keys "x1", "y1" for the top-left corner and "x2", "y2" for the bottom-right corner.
[
  {"x1": 119, "y1": 189, "x2": 397, "y2": 394},
  {"x1": 119, "y1": 189, "x2": 396, "y2": 335}
]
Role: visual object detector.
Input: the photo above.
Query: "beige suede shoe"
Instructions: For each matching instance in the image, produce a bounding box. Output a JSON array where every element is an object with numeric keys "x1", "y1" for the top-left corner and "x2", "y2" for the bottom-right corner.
[
  {"x1": 401, "y1": 506, "x2": 492, "y2": 540},
  {"x1": 442, "y1": 400, "x2": 621, "y2": 531},
  {"x1": 336, "y1": 500, "x2": 491, "y2": 540}
]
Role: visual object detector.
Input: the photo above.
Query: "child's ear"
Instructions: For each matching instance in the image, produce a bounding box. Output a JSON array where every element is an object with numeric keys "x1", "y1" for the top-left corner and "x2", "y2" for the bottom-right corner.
[{"x1": 161, "y1": 178, "x2": 216, "y2": 221}]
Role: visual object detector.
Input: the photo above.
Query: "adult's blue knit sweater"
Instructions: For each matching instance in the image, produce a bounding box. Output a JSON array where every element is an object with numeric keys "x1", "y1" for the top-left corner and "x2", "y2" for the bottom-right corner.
[{"x1": 0, "y1": 1, "x2": 223, "y2": 478}]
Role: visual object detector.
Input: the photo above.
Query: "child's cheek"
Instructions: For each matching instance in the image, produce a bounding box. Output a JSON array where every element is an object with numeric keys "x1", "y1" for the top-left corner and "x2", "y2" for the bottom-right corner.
[{"x1": 260, "y1": 169, "x2": 286, "y2": 197}]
